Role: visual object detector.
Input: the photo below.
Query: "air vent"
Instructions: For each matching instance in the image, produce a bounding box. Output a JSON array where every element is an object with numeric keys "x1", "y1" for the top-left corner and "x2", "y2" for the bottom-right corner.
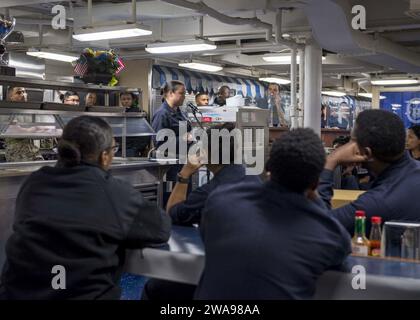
[
  {"x1": 215, "y1": 40, "x2": 236, "y2": 46},
  {"x1": 241, "y1": 38, "x2": 267, "y2": 44},
  {"x1": 242, "y1": 51, "x2": 271, "y2": 56}
]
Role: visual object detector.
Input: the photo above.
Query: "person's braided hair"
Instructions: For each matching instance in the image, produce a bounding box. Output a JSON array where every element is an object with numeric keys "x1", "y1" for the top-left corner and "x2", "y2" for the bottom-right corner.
[{"x1": 58, "y1": 116, "x2": 113, "y2": 167}]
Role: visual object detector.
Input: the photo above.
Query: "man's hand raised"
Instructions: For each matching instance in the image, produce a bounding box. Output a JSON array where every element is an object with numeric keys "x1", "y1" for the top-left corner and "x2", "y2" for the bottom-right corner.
[{"x1": 325, "y1": 141, "x2": 368, "y2": 171}]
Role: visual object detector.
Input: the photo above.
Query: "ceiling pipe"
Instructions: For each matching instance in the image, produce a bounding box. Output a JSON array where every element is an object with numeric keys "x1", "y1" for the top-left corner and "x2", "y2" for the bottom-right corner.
[
  {"x1": 131, "y1": 0, "x2": 137, "y2": 24},
  {"x1": 0, "y1": 0, "x2": 62, "y2": 8},
  {"x1": 87, "y1": 0, "x2": 93, "y2": 27},
  {"x1": 199, "y1": 16, "x2": 204, "y2": 38},
  {"x1": 38, "y1": 24, "x2": 43, "y2": 46},
  {"x1": 275, "y1": 8, "x2": 283, "y2": 44},
  {"x1": 116, "y1": 41, "x2": 289, "y2": 59},
  {"x1": 16, "y1": 18, "x2": 74, "y2": 27}
]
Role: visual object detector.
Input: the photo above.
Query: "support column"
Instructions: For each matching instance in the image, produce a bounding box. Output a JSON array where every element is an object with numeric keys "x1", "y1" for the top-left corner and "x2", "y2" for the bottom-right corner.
[
  {"x1": 290, "y1": 47, "x2": 298, "y2": 129},
  {"x1": 371, "y1": 86, "x2": 380, "y2": 109},
  {"x1": 303, "y1": 41, "x2": 322, "y2": 135},
  {"x1": 298, "y1": 48, "x2": 305, "y2": 128}
]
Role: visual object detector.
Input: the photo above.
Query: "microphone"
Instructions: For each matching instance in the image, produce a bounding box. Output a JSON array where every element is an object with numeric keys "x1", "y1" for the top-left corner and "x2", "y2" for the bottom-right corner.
[
  {"x1": 187, "y1": 102, "x2": 204, "y2": 129},
  {"x1": 187, "y1": 102, "x2": 201, "y2": 114}
]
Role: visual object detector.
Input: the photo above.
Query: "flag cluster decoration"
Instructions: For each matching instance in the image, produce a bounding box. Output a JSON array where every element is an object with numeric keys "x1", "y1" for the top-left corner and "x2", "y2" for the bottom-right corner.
[
  {"x1": 72, "y1": 48, "x2": 126, "y2": 86},
  {"x1": 73, "y1": 54, "x2": 88, "y2": 77}
]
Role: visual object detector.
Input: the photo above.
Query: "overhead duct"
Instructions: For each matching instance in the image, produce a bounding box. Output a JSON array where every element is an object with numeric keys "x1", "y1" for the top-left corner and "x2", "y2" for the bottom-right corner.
[
  {"x1": 303, "y1": 0, "x2": 420, "y2": 73},
  {"x1": 161, "y1": 0, "x2": 273, "y2": 41}
]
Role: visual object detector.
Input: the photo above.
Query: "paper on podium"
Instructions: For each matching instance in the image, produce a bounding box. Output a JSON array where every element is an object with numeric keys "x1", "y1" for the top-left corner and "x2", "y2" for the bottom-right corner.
[{"x1": 226, "y1": 95, "x2": 245, "y2": 107}]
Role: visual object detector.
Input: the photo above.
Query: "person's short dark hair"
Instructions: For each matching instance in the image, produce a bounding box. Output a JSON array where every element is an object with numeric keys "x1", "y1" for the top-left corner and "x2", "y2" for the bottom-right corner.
[
  {"x1": 58, "y1": 116, "x2": 113, "y2": 167},
  {"x1": 354, "y1": 109, "x2": 406, "y2": 162},
  {"x1": 409, "y1": 124, "x2": 420, "y2": 139},
  {"x1": 332, "y1": 135, "x2": 351, "y2": 147},
  {"x1": 206, "y1": 122, "x2": 237, "y2": 164},
  {"x1": 119, "y1": 91, "x2": 135, "y2": 99},
  {"x1": 195, "y1": 92, "x2": 208, "y2": 100},
  {"x1": 7, "y1": 86, "x2": 25, "y2": 99},
  {"x1": 218, "y1": 85, "x2": 230, "y2": 96},
  {"x1": 161, "y1": 80, "x2": 185, "y2": 97},
  {"x1": 60, "y1": 91, "x2": 79, "y2": 103},
  {"x1": 268, "y1": 82, "x2": 281, "y2": 91},
  {"x1": 266, "y1": 128, "x2": 326, "y2": 193}
]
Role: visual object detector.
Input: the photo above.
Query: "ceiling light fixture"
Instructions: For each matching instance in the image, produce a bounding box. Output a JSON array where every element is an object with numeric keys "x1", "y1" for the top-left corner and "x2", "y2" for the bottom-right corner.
[
  {"x1": 178, "y1": 60, "x2": 223, "y2": 72},
  {"x1": 321, "y1": 90, "x2": 346, "y2": 97},
  {"x1": 72, "y1": 22, "x2": 152, "y2": 42},
  {"x1": 146, "y1": 39, "x2": 217, "y2": 54},
  {"x1": 358, "y1": 92, "x2": 386, "y2": 99},
  {"x1": 262, "y1": 53, "x2": 326, "y2": 64},
  {"x1": 26, "y1": 48, "x2": 79, "y2": 63},
  {"x1": 371, "y1": 79, "x2": 419, "y2": 86},
  {"x1": 259, "y1": 77, "x2": 291, "y2": 85}
]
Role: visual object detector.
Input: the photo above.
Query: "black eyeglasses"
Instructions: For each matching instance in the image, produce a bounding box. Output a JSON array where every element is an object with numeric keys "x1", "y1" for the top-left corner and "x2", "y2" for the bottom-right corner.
[{"x1": 109, "y1": 143, "x2": 119, "y2": 155}]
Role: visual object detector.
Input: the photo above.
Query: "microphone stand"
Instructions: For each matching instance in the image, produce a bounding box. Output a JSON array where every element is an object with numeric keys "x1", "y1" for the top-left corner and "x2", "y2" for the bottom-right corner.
[
  {"x1": 188, "y1": 103, "x2": 204, "y2": 130},
  {"x1": 187, "y1": 103, "x2": 213, "y2": 183}
]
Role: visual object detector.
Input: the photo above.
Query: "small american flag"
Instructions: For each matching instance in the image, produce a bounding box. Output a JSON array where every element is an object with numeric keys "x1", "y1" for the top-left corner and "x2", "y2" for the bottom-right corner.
[
  {"x1": 115, "y1": 57, "x2": 125, "y2": 75},
  {"x1": 73, "y1": 54, "x2": 88, "y2": 76}
]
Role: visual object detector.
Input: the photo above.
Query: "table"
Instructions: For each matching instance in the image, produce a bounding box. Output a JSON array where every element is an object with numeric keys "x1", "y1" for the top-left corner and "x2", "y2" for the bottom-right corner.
[
  {"x1": 332, "y1": 189, "x2": 365, "y2": 208},
  {"x1": 124, "y1": 226, "x2": 205, "y2": 285}
]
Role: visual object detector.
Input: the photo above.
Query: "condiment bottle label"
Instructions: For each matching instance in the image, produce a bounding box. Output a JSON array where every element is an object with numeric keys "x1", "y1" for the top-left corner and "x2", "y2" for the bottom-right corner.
[{"x1": 352, "y1": 245, "x2": 369, "y2": 256}]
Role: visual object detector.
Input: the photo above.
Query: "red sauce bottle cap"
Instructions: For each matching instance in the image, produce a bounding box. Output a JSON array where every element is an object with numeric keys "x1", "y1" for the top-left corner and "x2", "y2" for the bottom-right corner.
[
  {"x1": 355, "y1": 210, "x2": 366, "y2": 217},
  {"x1": 371, "y1": 216, "x2": 382, "y2": 224}
]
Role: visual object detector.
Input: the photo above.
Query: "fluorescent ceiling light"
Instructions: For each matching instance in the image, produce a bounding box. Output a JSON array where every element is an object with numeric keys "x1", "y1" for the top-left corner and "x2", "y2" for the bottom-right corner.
[
  {"x1": 259, "y1": 77, "x2": 291, "y2": 85},
  {"x1": 321, "y1": 90, "x2": 346, "y2": 97},
  {"x1": 145, "y1": 39, "x2": 217, "y2": 54},
  {"x1": 358, "y1": 92, "x2": 386, "y2": 99},
  {"x1": 371, "y1": 79, "x2": 419, "y2": 85},
  {"x1": 26, "y1": 48, "x2": 78, "y2": 63},
  {"x1": 262, "y1": 54, "x2": 326, "y2": 64},
  {"x1": 73, "y1": 23, "x2": 152, "y2": 41},
  {"x1": 179, "y1": 60, "x2": 223, "y2": 72}
]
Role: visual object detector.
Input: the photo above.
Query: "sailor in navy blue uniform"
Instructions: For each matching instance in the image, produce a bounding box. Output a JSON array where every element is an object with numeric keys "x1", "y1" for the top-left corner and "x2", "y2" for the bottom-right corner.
[
  {"x1": 318, "y1": 109, "x2": 420, "y2": 235},
  {"x1": 195, "y1": 129, "x2": 351, "y2": 300},
  {"x1": 151, "y1": 81, "x2": 192, "y2": 207}
]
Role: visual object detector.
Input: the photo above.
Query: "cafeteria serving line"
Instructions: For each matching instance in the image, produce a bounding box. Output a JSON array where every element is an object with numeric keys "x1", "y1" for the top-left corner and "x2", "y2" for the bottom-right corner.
[{"x1": 0, "y1": 0, "x2": 420, "y2": 302}]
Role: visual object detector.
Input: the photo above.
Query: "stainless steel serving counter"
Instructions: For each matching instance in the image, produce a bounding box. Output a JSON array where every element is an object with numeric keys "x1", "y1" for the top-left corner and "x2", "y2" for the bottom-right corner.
[
  {"x1": 0, "y1": 158, "x2": 178, "y2": 269},
  {"x1": 125, "y1": 226, "x2": 420, "y2": 299}
]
